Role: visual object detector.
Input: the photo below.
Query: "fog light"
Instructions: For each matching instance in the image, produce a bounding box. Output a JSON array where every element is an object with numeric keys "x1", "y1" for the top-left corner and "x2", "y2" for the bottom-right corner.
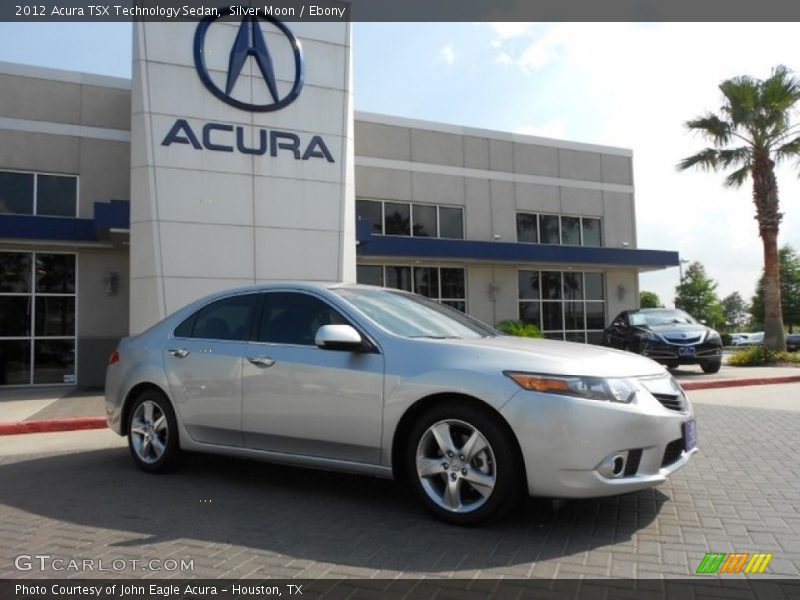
[{"x1": 598, "y1": 450, "x2": 629, "y2": 478}]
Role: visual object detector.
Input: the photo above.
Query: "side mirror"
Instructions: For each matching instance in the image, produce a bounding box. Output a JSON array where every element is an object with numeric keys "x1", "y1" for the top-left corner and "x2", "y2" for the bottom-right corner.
[{"x1": 315, "y1": 324, "x2": 365, "y2": 351}]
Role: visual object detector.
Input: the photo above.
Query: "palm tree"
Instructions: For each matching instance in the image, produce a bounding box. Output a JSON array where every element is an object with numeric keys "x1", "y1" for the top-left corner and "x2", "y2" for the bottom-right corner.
[{"x1": 678, "y1": 65, "x2": 800, "y2": 351}]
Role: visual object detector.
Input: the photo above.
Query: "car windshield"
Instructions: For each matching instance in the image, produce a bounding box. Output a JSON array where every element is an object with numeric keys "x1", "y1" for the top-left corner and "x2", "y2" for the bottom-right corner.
[
  {"x1": 335, "y1": 288, "x2": 495, "y2": 339},
  {"x1": 629, "y1": 309, "x2": 697, "y2": 326}
]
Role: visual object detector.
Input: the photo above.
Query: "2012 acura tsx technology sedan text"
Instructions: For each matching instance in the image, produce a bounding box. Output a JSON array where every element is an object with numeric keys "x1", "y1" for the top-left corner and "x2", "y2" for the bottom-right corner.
[{"x1": 106, "y1": 283, "x2": 696, "y2": 524}]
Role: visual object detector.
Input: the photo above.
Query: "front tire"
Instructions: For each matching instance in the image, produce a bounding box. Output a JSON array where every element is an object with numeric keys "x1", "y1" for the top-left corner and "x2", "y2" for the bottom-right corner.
[
  {"x1": 127, "y1": 389, "x2": 181, "y2": 473},
  {"x1": 405, "y1": 402, "x2": 522, "y2": 525},
  {"x1": 701, "y1": 360, "x2": 722, "y2": 374}
]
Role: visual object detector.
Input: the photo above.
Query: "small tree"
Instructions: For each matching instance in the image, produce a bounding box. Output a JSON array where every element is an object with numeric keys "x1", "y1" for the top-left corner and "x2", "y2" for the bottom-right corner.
[
  {"x1": 639, "y1": 291, "x2": 662, "y2": 308},
  {"x1": 675, "y1": 262, "x2": 725, "y2": 328},
  {"x1": 495, "y1": 320, "x2": 544, "y2": 338},
  {"x1": 751, "y1": 245, "x2": 800, "y2": 332},
  {"x1": 721, "y1": 292, "x2": 750, "y2": 330}
]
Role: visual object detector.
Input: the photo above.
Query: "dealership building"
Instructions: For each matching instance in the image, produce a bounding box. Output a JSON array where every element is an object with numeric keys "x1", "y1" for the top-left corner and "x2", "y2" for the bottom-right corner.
[{"x1": 0, "y1": 17, "x2": 679, "y2": 388}]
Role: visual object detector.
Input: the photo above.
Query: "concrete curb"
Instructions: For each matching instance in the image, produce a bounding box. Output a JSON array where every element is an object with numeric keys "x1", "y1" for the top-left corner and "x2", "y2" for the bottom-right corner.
[
  {"x1": 681, "y1": 375, "x2": 800, "y2": 391},
  {"x1": 0, "y1": 417, "x2": 107, "y2": 436}
]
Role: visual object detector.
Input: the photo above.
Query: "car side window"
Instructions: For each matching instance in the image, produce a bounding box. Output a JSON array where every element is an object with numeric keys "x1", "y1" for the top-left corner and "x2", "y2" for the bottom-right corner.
[
  {"x1": 258, "y1": 292, "x2": 349, "y2": 346},
  {"x1": 175, "y1": 294, "x2": 258, "y2": 341}
]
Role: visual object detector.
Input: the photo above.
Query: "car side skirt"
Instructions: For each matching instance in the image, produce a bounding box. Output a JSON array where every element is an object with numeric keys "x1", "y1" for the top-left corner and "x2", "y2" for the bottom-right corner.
[{"x1": 178, "y1": 433, "x2": 394, "y2": 479}]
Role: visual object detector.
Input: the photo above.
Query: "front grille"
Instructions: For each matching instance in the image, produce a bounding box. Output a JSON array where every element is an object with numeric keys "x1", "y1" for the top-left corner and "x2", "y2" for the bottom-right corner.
[
  {"x1": 662, "y1": 334, "x2": 702, "y2": 345},
  {"x1": 662, "y1": 438, "x2": 684, "y2": 467},
  {"x1": 624, "y1": 449, "x2": 642, "y2": 476},
  {"x1": 653, "y1": 393, "x2": 685, "y2": 412}
]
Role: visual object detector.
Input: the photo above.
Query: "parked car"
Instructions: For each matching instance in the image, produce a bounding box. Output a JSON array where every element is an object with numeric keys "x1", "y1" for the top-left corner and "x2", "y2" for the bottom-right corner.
[
  {"x1": 106, "y1": 283, "x2": 696, "y2": 525},
  {"x1": 733, "y1": 332, "x2": 764, "y2": 346},
  {"x1": 730, "y1": 333, "x2": 749, "y2": 345},
  {"x1": 602, "y1": 308, "x2": 723, "y2": 373},
  {"x1": 786, "y1": 333, "x2": 800, "y2": 352}
]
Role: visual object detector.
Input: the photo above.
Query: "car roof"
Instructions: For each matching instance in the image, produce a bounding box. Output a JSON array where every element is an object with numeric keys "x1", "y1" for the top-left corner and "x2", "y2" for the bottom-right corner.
[{"x1": 202, "y1": 281, "x2": 378, "y2": 295}]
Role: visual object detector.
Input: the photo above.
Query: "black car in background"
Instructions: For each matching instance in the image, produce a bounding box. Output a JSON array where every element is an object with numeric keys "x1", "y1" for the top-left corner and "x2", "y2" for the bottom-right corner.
[
  {"x1": 786, "y1": 333, "x2": 800, "y2": 352},
  {"x1": 602, "y1": 308, "x2": 723, "y2": 373}
]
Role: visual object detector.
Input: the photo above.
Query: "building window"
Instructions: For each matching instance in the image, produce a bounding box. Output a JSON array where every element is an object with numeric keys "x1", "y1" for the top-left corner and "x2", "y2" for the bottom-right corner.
[
  {"x1": 516, "y1": 212, "x2": 603, "y2": 247},
  {"x1": 412, "y1": 204, "x2": 437, "y2": 237},
  {"x1": 439, "y1": 207, "x2": 464, "y2": 239},
  {"x1": 561, "y1": 216, "x2": 581, "y2": 245},
  {"x1": 0, "y1": 171, "x2": 78, "y2": 217},
  {"x1": 516, "y1": 213, "x2": 538, "y2": 243},
  {"x1": 356, "y1": 264, "x2": 467, "y2": 312},
  {"x1": 582, "y1": 218, "x2": 602, "y2": 246},
  {"x1": 0, "y1": 251, "x2": 76, "y2": 385},
  {"x1": 356, "y1": 199, "x2": 464, "y2": 240},
  {"x1": 356, "y1": 265, "x2": 383, "y2": 286},
  {"x1": 518, "y1": 269, "x2": 605, "y2": 343},
  {"x1": 384, "y1": 202, "x2": 411, "y2": 236},
  {"x1": 539, "y1": 215, "x2": 560, "y2": 245},
  {"x1": 356, "y1": 200, "x2": 383, "y2": 235}
]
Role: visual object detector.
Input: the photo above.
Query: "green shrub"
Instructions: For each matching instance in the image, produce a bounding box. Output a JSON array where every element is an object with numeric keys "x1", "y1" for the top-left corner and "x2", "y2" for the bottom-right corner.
[
  {"x1": 495, "y1": 320, "x2": 544, "y2": 338},
  {"x1": 728, "y1": 345, "x2": 800, "y2": 366},
  {"x1": 720, "y1": 332, "x2": 732, "y2": 346}
]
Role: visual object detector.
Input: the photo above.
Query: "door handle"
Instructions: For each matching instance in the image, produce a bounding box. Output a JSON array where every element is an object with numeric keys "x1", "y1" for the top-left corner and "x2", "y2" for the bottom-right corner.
[
  {"x1": 168, "y1": 348, "x2": 190, "y2": 358},
  {"x1": 247, "y1": 356, "x2": 275, "y2": 368}
]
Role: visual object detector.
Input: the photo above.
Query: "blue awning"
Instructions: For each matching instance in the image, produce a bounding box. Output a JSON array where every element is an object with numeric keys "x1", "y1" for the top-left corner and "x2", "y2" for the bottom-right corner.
[
  {"x1": 356, "y1": 220, "x2": 679, "y2": 270},
  {"x1": 0, "y1": 199, "x2": 130, "y2": 243}
]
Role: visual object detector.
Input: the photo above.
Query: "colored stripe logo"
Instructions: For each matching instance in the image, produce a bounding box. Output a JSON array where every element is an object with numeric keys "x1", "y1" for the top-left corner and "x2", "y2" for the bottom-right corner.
[{"x1": 696, "y1": 552, "x2": 773, "y2": 574}]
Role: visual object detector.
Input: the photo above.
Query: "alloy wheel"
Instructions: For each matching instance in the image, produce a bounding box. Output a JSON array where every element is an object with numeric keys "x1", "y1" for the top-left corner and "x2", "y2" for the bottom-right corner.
[
  {"x1": 130, "y1": 400, "x2": 169, "y2": 465},
  {"x1": 415, "y1": 419, "x2": 496, "y2": 513}
]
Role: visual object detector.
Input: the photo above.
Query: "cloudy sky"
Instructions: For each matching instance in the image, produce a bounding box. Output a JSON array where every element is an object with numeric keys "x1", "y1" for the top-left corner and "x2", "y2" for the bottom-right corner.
[{"x1": 1, "y1": 21, "x2": 798, "y2": 306}]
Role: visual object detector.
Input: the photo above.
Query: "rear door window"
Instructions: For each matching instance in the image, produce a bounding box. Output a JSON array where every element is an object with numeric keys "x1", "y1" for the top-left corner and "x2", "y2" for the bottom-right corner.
[{"x1": 174, "y1": 294, "x2": 259, "y2": 341}]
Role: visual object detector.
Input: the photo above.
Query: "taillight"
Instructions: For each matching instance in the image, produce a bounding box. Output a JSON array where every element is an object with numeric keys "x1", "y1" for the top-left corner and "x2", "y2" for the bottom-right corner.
[{"x1": 108, "y1": 350, "x2": 120, "y2": 365}]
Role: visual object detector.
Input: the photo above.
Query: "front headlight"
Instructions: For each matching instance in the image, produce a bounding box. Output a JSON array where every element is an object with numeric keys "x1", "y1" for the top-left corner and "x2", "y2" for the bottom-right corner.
[
  {"x1": 706, "y1": 331, "x2": 721, "y2": 344},
  {"x1": 504, "y1": 372, "x2": 638, "y2": 403}
]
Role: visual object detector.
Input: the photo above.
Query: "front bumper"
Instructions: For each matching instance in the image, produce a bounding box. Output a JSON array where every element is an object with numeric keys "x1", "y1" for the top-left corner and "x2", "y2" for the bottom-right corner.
[
  {"x1": 501, "y1": 384, "x2": 695, "y2": 498},
  {"x1": 641, "y1": 340, "x2": 722, "y2": 365}
]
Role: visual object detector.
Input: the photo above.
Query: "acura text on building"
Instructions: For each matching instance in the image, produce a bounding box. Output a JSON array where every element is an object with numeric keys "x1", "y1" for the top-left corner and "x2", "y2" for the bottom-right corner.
[{"x1": 161, "y1": 119, "x2": 335, "y2": 162}]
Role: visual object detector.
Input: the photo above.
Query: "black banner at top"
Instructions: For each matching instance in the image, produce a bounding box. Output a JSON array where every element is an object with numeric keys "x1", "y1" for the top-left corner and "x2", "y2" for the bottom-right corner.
[{"x1": 3, "y1": 0, "x2": 800, "y2": 22}]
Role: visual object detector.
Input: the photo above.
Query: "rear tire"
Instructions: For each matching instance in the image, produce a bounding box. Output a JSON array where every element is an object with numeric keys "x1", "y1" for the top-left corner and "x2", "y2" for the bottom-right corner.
[
  {"x1": 127, "y1": 389, "x2": 181, "y2": 473},
  {"x1": 405, "y1": 402, "x2": 522, "y2": 525},
  {"x1": 701, "y1": 360, "x2": 722, "y2": 374}
]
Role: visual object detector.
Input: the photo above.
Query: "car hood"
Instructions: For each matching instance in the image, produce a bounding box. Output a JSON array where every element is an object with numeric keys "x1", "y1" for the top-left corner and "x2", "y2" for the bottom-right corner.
[{"x1": 431, "y1": 336, "x2": 666, "y2": 379}]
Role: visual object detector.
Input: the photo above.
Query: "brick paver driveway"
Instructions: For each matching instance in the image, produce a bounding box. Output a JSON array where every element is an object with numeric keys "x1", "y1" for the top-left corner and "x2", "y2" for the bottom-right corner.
[{"x1": 1, "y1": 386, "x2": 798, "y2": 579}]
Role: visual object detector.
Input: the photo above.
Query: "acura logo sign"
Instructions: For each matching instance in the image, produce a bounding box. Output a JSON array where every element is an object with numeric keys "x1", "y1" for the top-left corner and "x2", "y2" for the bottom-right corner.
[
  {"x1": 193, "y1": 9, "x2": 304, "y2": 112},
  {"x1": 164, "y1": 11, "x2": 332, "y2": 162}
]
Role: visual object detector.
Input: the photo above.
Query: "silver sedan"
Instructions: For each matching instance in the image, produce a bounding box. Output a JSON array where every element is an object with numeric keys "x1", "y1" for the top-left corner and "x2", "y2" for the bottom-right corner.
[{"x1": 105, "y1": 283, "x2": 696, "y2": 524}]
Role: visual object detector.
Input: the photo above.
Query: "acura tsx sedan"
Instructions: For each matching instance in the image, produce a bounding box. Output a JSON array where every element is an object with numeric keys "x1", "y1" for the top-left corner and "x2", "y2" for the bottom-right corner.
[{"x1": 106, "y1": 283, "x2": 696, "y2": 524}]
